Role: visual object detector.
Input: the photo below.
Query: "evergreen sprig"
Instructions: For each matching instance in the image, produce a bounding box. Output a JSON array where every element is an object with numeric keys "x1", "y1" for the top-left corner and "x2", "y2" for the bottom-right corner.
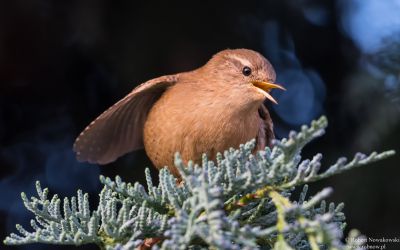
[{"x1": 4, "y1": 116, "x2": 395, "y2": 249}]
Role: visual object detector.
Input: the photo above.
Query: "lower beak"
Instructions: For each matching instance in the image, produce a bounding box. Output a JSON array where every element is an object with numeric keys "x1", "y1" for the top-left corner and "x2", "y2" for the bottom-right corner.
[{"x1": 251, "y1": 80, "x2": 286, "y2": 104}]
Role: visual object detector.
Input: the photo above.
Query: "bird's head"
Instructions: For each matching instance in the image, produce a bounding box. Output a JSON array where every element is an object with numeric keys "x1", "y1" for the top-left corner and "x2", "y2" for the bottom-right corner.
[{"x1": 204, "y1": 49, "x2": 285, "y2": 104}]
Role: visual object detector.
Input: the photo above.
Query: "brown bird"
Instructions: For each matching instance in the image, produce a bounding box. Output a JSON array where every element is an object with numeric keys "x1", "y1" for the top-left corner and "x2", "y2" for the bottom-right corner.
[{"x1": 73, "y1": 49, "x2": 285, "y2": 176}]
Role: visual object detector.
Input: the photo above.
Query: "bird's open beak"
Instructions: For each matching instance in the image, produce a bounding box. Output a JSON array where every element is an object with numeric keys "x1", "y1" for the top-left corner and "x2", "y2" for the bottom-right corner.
[{"x1": 251, "y1": 80, "x2": 286, "y2": 104}]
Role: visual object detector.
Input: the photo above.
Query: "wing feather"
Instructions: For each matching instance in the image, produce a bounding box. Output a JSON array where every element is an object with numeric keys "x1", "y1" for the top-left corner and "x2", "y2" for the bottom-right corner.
[
  {"x1": 73, "y1": 74, "x2": 179, "y2": 164},
  {"x1": 256, "y1": 103, "x2": 274, "y2": 150}
]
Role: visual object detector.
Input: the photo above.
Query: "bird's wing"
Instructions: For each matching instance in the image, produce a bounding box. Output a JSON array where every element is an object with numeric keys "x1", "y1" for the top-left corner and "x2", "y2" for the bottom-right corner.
[
  {"x1": 73, "y1": 74, "x2": 179, "y2": 164},
  {"x1": 256, "y1": 103, "x2": 275, "y2": 150}
]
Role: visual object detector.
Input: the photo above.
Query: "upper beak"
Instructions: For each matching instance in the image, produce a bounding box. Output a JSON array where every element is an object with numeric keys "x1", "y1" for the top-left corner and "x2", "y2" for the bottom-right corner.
[{"x1": 251, "y1": 80, "x2": 286, "y2": 104}]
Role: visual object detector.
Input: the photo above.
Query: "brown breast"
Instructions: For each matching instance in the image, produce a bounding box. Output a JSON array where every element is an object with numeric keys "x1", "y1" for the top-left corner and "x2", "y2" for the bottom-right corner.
[{"x1": 143, "y1": 81, "x2": 262, "y2": 176}]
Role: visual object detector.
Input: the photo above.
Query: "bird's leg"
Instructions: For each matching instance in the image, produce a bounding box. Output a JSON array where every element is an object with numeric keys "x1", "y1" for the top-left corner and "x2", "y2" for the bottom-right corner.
[{"x1": 137, "y1": 237, "x2": 162, "y2": 250}]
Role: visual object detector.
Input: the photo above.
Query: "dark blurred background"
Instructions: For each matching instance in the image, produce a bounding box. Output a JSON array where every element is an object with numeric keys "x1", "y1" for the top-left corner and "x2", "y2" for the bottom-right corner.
[{"x1": 0, "y1": 0, "x2": 399, "y2": 249}]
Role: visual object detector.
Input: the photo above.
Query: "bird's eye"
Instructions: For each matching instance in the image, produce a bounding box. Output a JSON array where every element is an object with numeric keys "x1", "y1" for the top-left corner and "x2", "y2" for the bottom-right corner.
[{"x1": 242, "y1": 66, "x2": 252, "y2": 76}]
